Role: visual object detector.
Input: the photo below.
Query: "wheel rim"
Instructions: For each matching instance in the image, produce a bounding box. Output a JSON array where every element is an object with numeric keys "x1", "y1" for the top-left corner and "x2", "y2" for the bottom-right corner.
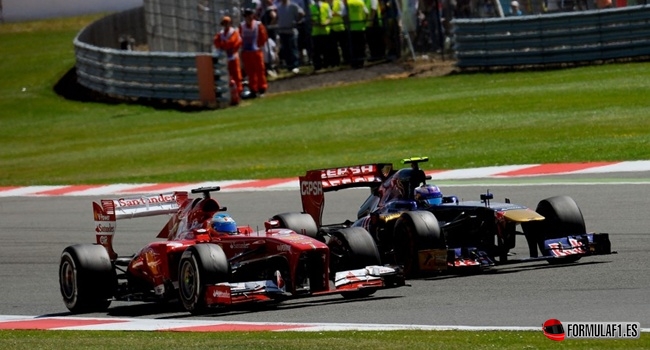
[
  {"x1": 60, "y1": 258, "x2": 77, "y2": 300},
  {"x1": 179, "y1": 260, "x2": 197, "y2": 301}
]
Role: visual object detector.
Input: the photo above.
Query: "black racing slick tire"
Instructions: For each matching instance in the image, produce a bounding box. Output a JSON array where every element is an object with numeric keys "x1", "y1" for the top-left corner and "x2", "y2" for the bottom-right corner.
[
  {"x1": 393, "y1": 211, "x2": 444, "y2": 277},
  {"x1": 535, "y1": 196, "x2": 587, "y2": 238},
  {"x1": 178, "y1": 244, "x2": 230, "y2": 314},
  {"x1": 59, "y1": 244, "x2": 115, "y2": 314},
  {"x1": 273, "y1": 212, "x2": 320, "y2": 241},
  {"x1": 327, "y1": 227, "x2": 382, "y2": 299},
  {"x1": 327, "y1": 227, "x2": 381, "y2": 273},
  {"x1": 522, "y1": 196, "x2": 586, "y2": 263}
]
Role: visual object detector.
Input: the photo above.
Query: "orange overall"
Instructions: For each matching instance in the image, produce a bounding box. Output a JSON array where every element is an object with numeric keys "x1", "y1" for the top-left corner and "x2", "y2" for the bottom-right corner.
[
  {"x1": 240, "y1": 19, "x2": 269, "y2": 94},
  {"x1": 214, "y1": 26, "x2": 243, "y2": 95}
]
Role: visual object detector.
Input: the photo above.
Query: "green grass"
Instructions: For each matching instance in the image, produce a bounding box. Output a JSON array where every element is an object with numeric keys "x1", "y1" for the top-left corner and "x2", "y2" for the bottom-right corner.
[
  {"x1": 1, "y1": 15, "x2": 649, "y2": 348},
  {"x1": 1, "y1": 17, "x2": 649, "y2": 186},
  {"x1": 0, "y1": 330, "x2": 647, "y2": 349}
]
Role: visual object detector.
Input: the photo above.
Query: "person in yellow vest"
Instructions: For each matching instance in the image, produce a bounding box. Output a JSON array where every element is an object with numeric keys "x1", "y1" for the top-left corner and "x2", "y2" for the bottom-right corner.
[
  {"x1": 328, "y1": 0, "x2": 346, "y2": 66},
  {"x1": 364, "y1": 0, "x2": 385, "y2": 61},
  {"x1": 309, "y1": 0, "x2": 332, "y2": 71},
  {"x1": 347, "y1": 0, "x2": 368, "y2": 68}
]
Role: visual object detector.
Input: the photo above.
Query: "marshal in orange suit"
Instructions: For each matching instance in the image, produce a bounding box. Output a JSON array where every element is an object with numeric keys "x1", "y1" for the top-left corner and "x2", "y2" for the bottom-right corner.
[
  {"x1": 214, "y1": 16, "x2": 243, "y2": 96},
  {"x1": 240, "y1": 8, "x2": 269, "y2": 98}
]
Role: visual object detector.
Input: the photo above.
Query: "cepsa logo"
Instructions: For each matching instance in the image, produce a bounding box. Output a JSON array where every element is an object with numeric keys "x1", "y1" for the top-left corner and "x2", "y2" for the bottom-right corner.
[
  {"x1": 322, "y1": 165, "x2": 376, "y2": 178},
  {"x1": 543, "y1": 319, "x2": 566, "y2": 341},
  {"x1": 301, "y1": 180, "x2": 323, "y2": 196}
]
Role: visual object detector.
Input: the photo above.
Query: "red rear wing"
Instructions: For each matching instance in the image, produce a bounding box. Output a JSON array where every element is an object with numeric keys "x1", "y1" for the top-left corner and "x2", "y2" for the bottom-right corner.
[
  {"x1": 299, "y1": 163, "x2": 393, "y2": 226},
  {"x1": 92, "y1": 192, "x2": 189, "y2": 259}
]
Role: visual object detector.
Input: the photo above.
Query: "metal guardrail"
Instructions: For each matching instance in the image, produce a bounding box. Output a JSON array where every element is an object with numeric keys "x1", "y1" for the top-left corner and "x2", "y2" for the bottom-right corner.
[
  {"x1": 452, "y1": 5, "x2": 650, "y2": 67},
  {"x1": 73, "y1": 7, "x2": 230, "y2": 105}
]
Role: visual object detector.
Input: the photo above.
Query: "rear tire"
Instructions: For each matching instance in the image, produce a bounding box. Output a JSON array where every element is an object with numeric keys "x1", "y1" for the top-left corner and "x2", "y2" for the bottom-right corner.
[
  {"x1": 178, "y1": 244, "x2": 230, "y2": 314},
  {"x1": 59, "y1": 244, "x2": 114, "y2": 313},
  {"x1": 327, "y1": 227, "x2": 381, "y2": 299},
  {"x1": 273, "y1": 212, "x2": 320, "y2": 240},
  {"x1": 393, "y1": 211, "x2": 444, "y2": 277}
]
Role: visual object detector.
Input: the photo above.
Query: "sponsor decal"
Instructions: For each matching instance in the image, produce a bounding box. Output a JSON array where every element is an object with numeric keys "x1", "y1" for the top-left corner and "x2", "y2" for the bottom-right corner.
[
  {"x1": 547, "y1": 238, "x2": 585, "y2": 257},
  {"x1": 229, "y1": 242, "x2": 250, "y2": 249},
  {"x1": 322, "y1": 165, "x2": 376, "y2": 178},
  {"x1": 276, "y1": 244, "x2": 291, "y2": 252},
  {"x1": 543, "y1": 319, "x2": 640, "y2": 341},
  {"x1": 213, "y1": 289, "x2": 230, "y2": 299},
  {"x1": 301, "y1": 180, "x2": 323, "y2": 196},
  {"x1": 117, "y1": 193, "x2": 175, "y2": 207},
  {"x1": 95, "y1": 222, "x2": 116, "y2": 234}
]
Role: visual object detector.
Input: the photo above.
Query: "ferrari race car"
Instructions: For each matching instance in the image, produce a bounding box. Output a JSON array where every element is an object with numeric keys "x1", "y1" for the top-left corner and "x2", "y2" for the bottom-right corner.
[
  {"x1": 59, "y1": 186, "x2": 404, "y2": 314},
  {"x1": 296, "y1": 157, "x2": 613, "y2": 277}
]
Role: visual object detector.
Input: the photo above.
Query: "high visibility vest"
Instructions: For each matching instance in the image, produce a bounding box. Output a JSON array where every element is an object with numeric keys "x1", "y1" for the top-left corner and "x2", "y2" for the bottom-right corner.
[
  {"x1": 347, "y1": 0, "x2": 366, "y2": 32},
  {"x1": 310, "y1": 1, "x2": 331, "y2": 36},
  {"x1": 241, "y1": 20, "x2": 260, "y2": 51},
  {"x1": 330, "y1": 0, "x2": 346, "y2": 32},
  {"x1": 364, "y1": 0, "x2": 382, "y2": 27}
]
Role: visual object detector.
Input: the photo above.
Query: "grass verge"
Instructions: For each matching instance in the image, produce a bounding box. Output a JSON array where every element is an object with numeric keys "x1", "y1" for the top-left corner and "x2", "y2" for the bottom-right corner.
[{"x1": 0, "y1": 329, "x2": 647, "y2": 350}]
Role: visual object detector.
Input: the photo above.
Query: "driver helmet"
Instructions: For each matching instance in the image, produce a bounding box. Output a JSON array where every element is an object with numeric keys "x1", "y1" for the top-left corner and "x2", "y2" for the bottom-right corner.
[
  {"x1": 414, "y1": 184, "x2": 443, "y2": 205},
  {"x1": 211, "y1": 213, "x2": 238, "y2": 234}
]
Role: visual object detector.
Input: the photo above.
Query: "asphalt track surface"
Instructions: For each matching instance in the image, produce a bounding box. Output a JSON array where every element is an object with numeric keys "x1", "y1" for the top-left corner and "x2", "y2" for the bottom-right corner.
[{"x1": 1, "y1": 172, "x2": 649, "y2": 328}]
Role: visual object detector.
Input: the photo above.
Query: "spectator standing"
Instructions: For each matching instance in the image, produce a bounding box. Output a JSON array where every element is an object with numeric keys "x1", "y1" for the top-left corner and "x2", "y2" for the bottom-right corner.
[
  {"x1": 213, "y1": 16, "x2": 243, "y2": 96},
  {"x1": 309, "y1": 0, "x2": 333, "y2": 70},
  {"x1": 276, "y1": 0, "x2": 305, "y2": 73},
  {"x1": 419, "y1": 0, "x2": 444, "y2": 52},
  {"x1": 347, "y1": 0, "x2": 368, "y2": 68},
  {"x1": 596, "y1": 0, "x2": 612, "y2": 8},
  {"x1": 258, "y1": 0, "x2": 280, "y2": 76},
  {"x1": 509, "y1": 0, "x2": 523, "y2": 15},
  {"x1": 240, "y1": 8, "x2": 269, "y2": 98},
  {"x1": 364, "y1": 0, "x2": 385, "y2": 61},
  {"x1": 329, "y1": 0, "x2": 348, "y2": 65}
]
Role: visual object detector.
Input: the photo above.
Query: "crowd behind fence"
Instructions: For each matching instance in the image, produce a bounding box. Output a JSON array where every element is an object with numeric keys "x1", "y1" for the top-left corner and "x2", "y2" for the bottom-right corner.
[{"x1": 72, "y1": 2, "x2": 650, "y2": 106}]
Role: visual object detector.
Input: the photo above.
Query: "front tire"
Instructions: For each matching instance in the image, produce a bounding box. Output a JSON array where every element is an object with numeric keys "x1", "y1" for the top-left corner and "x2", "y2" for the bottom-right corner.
[
  {"x1": 522, "y1": 196, "x2": 586, "y2": 263},
  {"x1": 178, "y1": 244, "x2": 230, "y2": 314},
  {"x1": 327, "y1": 227, "x2": 381, "y2": 299},
  {"x1": 393, "y1": 211, "x2": 444, "y2": 277},
  {"x1": 59, "y1": 244, "x2": 114, "y2": 313}
]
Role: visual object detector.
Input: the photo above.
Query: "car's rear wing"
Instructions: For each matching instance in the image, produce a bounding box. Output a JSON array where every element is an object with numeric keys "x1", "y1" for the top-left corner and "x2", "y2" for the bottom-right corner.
[
  {"x1": 299, "y1": 163, "x2": 394, "y2": 226},
  {"x1": 92, "y1": 192, "x2": 188, "y2": 259}
]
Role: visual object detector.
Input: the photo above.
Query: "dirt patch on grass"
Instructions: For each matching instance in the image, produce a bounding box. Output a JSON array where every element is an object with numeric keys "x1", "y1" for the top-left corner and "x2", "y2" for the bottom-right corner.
[{"x1": 268, "y1": 58, "x2": 457, "y2": 95}]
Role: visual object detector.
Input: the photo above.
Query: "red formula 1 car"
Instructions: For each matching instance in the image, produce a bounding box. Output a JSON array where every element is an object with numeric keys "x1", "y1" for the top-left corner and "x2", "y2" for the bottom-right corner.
[
  {"x1": 59, "y1": 187, "x2": 404, "y2": 314},
  {"x1": 296, "y1": 157, "x2": 613, "y2": 277}
]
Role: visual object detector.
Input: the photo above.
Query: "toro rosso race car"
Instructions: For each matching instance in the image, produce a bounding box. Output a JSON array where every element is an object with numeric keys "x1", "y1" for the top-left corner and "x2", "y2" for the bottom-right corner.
[
  {"x1": 59, "y1": 186, "x2": 404, "y2": 314},
  {"x1": 297, "y1": 157, "x2": 613, "y2": 277}
]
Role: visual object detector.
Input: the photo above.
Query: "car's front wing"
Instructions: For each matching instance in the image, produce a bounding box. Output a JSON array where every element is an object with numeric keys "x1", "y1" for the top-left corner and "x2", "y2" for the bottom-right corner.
[{"x1": 203, "y1": 265, "x2": 405, "y2": 307}]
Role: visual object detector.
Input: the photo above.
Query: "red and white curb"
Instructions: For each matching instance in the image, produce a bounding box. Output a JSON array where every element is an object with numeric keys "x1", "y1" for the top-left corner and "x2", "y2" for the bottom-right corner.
[
  {"x1": 2, "y1": 161, "x2": 649, "y2": 197},
  {"x1": 0, "y1": 315, "x2": 537, "y2": 332},
  {"x1": 1, "y1": 315, "x2": 648, "y2": 332}
]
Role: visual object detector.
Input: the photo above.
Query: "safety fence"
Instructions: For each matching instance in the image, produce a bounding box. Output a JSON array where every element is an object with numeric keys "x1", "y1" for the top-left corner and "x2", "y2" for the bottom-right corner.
[
  {"x1": 73, "y1": 7, "x2": 230, "y2": 106},
  {"x1": 452, "y1": 5, "x2": 650, "y2": 67}
]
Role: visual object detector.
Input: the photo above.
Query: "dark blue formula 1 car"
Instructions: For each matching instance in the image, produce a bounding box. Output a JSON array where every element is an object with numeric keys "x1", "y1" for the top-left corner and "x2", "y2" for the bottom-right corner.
[{"x1": 292, "y1": 157, "x2": 612, "y2": 277}]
